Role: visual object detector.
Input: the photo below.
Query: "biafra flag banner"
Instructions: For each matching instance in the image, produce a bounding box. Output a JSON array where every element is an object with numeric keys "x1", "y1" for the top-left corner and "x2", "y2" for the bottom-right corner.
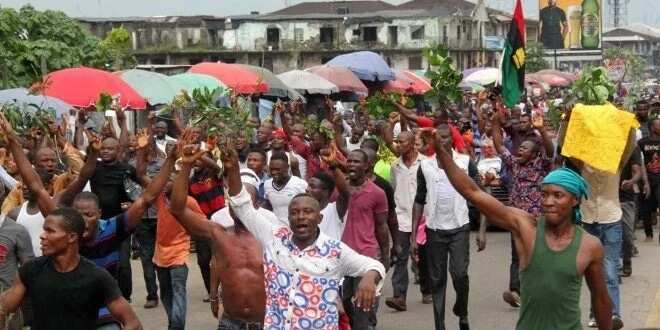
[{"x1": 501, "y1": 0, "x2": 526, "y2": 108}]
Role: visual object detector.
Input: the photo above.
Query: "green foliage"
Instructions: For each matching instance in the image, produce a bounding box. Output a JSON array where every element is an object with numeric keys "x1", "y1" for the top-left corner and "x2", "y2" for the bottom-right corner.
[
  {"x1": 0, "y1": 5, "x2": 112, "y2": 88},
  {"x1": 365, "y1": 92, "x2": 414, "y2": 120},
  {"x1": 603, "y1": 48, "x2": 647, "y2": 109},
  {"x1": 95, "y1": 92, "x2": 113, "y2": 112},
  {"x1": 188, "y1": 87, "x2": 254, "y2": 142},
  {"x1": 570, "y1": 67, "x2": 615, "y2": 105},
  {"x1": 100, "y1": 27, "x2": 136, "y2": 71},
  {"x1": 0, "y1": 103, "x2": 54, "y2": 135},
  {"x1": 423, "y1": 45, "x2": 462, "y2": 106},
  {"x1": 524, "y1": 41, "x2": 549, "y2": 73},
  {"x1": 302, "y1": 117, "x2": 334, "y2": 141}
]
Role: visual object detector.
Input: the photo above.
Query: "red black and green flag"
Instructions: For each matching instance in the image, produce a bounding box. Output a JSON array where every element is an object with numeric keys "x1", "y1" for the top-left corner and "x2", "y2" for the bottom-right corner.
[{"x1": 500, "y1": 0, "x2": 526, "y2": 108}]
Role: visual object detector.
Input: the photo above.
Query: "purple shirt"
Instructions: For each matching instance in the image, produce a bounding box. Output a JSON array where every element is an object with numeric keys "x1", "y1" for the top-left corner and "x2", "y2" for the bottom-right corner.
[
  {"x1": 501, "y1": 149, "x2": 552, "y2": 216},
  {"x1": 342, "y1": 180, "x2": 388, "y2": 258}
]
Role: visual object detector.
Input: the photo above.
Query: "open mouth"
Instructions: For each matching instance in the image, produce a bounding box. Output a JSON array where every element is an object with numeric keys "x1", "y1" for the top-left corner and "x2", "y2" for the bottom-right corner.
[{"x1": 295, "y1": 223, "x2": 309, "y2": 231}]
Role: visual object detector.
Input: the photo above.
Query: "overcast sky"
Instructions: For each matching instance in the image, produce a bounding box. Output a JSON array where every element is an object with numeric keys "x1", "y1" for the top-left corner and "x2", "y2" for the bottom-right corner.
[{"x1": 0, "y1": 0, "x2": 657, "y2": 27}]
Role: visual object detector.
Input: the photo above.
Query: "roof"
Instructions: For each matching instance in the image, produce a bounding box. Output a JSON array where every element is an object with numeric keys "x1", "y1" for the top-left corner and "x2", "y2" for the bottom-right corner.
[
  {"x1": 603, "y1": 24, "x2": 660, "y2": 40},
  {"x1": 397, "y1": 0, "x2": 476, "y2": 12},
  {"x1": 268, "y1": 1, "x2": 396, "y2": 16}
]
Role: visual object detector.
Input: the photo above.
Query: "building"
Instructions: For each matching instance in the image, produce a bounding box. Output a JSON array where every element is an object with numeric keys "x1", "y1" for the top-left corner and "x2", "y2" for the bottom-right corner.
[
  {"x1": 77, "y1": 0, "x2": 539, "y2": 73},
  {"x1": 603, "y1": 23, "x2": 660, "y2": 67}
]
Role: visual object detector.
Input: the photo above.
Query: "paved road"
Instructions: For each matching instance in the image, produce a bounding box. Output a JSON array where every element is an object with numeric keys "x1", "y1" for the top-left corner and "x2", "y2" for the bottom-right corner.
[{"x1": 130, "y1": 232, "x2": 660, "y2": 329}]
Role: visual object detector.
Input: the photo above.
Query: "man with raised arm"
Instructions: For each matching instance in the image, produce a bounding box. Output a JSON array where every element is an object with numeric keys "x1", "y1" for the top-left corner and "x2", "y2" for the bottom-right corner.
[
  {"x1": 169, "y1": 141, "x2": 267, "y2": 329},
  {"x1": 219, "y1": 140, "x2": 385, "y2": 329},
  {"x1": 430, "y1": 129, "x2": 613, "y2": 330}
]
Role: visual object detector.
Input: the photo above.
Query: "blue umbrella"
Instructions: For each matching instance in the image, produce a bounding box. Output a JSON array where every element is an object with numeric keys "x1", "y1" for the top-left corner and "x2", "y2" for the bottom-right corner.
[
  {"x1": 0, "y1": 88, "x2": 73, "y2": 117},
  {"x1": 326, "y1": 51, "x2": 395, "y2": 82}
]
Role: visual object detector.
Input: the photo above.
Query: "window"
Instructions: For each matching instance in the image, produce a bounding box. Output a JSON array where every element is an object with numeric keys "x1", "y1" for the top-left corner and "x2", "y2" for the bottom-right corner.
[
  {"x1": 466, "y1": 24, "x2": 472, "y2": 41},
  {"x1": 442, "y1": 25, "x2": 448, "y2": 44},
  {"x1": 294, "y1": 28, "x2": 304, "y2": 43},
  {"x1": 267, "y1": 28, "x2": 280, "y2": 44},
  {"x1": 353, "y1": 29, "x2": 361, "y2": 37},
  {"x1": 363, "y1": 27, "x2": 377, "y2": 42},
  {"x1": 411, "y1": 26, "x2": 425, "y2": 40},
  {"x1": 409, "y1": 56, "x2": 422, "y2": 70},
  {"x1": 320, "y1": 27, "x2": 334, "y2": 44},
  {"x1": 336, "y1": 7, "x2": 349, "y2": 15},
  {"x1": 456, "y1": 24, "x2": 461, "y2": 40},
  {"x1": 388, "y1": 26, "x2": 398, "y2": 46}
]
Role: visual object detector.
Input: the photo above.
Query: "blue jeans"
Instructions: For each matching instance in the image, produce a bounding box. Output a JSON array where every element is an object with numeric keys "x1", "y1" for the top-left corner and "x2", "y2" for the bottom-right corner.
[
  {"x1": 156, "y1": 264, "x2": 188, "y2": 330},
  {"x1": 583, "y1": 221, "x2": 622, "y2": 317}
]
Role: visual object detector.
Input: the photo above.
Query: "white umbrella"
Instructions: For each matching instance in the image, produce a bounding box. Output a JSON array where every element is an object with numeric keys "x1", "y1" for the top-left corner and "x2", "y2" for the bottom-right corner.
[
  {"x1": 462, "y1": 67, "x2": 500, "y2": 86},
  {"x1": 277, "y1": 70, "x2": 339, "y2": 95}
]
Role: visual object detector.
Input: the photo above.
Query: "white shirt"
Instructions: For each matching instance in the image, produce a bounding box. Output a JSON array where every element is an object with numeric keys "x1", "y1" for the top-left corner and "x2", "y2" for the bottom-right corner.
[
  {"x1": 391, "y1": 153, "x2": 426, "y2": 232},
  {"x1": 266, "y1": 150, "x2": 307, "y2": 179},
  {"x1": 419, "y1": 152, "x2": 471, "y2": 230},
  {"x1": 477, "y1": 157, "x2": 502, "y2": 178},
  {"x1": 345, "y1": 137, "x2": 362, "y2": 152},
  {"x1": 319, "y1": 202, "x2": 345, "y2": 240},
  {"x1": 154, "y1": 135, "x2": 176, "y2": 154},
  {"x1": 17, "y1": 202, "x2": 45, "y2": 257},
  {"x1": 228, "y1": 187, "x2": 386, "y2": 330},
  {"x1": 264, "y1": 176, "x2": 309, "y2": 224},
  {"x1": 211, "y1": 206, "x2": 282, "y2": 228}
]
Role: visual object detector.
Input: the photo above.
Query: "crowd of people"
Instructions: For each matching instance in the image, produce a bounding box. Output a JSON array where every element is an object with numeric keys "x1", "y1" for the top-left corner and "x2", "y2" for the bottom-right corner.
[{"x1": 0, "y1": 88, "x2": 656, "y2": 330}]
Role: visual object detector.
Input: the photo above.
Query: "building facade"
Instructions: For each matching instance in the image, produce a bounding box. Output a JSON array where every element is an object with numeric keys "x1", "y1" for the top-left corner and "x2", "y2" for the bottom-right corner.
[
  {"x1": 78, "y1": 0, "x2": 539, "y2": 73},
  {"x1": 603, "y1": 24, "x2": 660, "y2": 67}
]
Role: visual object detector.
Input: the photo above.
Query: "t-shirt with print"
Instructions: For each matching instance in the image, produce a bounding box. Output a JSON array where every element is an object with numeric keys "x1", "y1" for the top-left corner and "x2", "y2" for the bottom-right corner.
[
  {"x1": 264, "y1": 176, "x2": 309, "y2": 224},
  {"x1": 342, "y1": 180, "x2": 388, "y2": 258},
  {"x1": 638, "y1": 137, "x2": 660, "y2": 184},
  {"x1": 500, "y1": 148, "x2": 552, "y2": 216},
  {"x1": 19, "y1": 256, "x2": 122, "y2": 330},
  {"x1": 0, "y1": 216, "x2": 33, "y2": 289}
]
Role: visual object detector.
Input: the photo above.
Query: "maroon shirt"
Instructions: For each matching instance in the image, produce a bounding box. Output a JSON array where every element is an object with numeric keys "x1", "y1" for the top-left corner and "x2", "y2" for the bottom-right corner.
[{"x1": 341, "y1": 180, "x2": 388, "y2": 258}]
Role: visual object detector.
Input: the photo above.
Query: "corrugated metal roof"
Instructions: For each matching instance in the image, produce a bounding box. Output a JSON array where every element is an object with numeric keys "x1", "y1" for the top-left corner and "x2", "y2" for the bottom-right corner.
[{"x1": 268, "y1": 1, "x2": 396, "y2": 16}]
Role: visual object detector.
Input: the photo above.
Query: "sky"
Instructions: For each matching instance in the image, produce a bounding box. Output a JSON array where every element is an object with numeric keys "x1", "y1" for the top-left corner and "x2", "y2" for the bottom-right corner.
[{"x1": 0, "y1": 0, "x2": 657, "y2": 27}]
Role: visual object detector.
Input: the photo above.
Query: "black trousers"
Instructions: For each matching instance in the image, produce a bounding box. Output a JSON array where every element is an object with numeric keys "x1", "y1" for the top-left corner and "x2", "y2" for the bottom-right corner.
[
  {"x1": 118, "y1": 238, "x2": 132, "y2": 300},
  {"x1": 425, "y1": 225, "x2": 470, "y2": 330},
  {"x1": 195, "y1": 238, "x2": 213, "y2": 294},
  {"x1": 509, "y1": 233, "x2": 520, "y2": 293},
  {"x1": 342, "y1": 276, "x2": 379, "y2": 330}
]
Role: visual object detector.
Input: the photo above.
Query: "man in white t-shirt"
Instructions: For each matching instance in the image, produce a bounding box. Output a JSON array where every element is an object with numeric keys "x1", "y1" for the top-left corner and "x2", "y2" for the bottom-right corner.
[
  {"x1": 211, "y1": 184, "x2": 279, "y2": 229},
  {"x1": 306, "y1": 169, "x2": 350, "y2": 240},
  {"x1": 263, "y1": 151, "x2": 308, "y2": 225}
]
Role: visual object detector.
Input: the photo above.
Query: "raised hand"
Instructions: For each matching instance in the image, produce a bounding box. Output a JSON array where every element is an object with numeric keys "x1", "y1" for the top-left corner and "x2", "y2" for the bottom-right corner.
[
  {"x1": 84, "y1": 130, "x2": 102, "y2": 153},
  {"x1": 114, "y1": 105, "x2": 126, "y2": 123},
  {"x1": 219, "y1": 140, "x2": 239, "y2": 170},
  {"x1": 136, "y1": 128, "x2": 151, "y2": 150},
  {"x1": 179, "y1": 143, "x2": 205, "y2": 166},
  {"x1": 532, "y1": 111, "x2": 544, "y2": 130},
  {"x1": 0, "y1": 112, "x2": 17, "y2": 143}
]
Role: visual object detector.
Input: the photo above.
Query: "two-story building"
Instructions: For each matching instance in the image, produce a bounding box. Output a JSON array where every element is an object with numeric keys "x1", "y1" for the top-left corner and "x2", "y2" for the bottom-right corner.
[
  {"x1": 77, "y1": 0, "x2": 539, "y2": 73},
  {"x1": 603, "y1": 23, "x2": 660, "y2": 67}
]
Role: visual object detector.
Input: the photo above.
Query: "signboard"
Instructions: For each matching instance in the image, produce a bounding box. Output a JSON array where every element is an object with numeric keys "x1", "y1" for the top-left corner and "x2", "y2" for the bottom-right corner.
[{"x1": 538, "y1": 0, "x2": 602, "y2": 50}]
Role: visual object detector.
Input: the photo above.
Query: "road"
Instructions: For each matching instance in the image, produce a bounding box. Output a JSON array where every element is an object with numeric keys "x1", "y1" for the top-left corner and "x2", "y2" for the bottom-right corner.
[{"x1": 130, "y1": 232, "x2": 660, "y2": 329}]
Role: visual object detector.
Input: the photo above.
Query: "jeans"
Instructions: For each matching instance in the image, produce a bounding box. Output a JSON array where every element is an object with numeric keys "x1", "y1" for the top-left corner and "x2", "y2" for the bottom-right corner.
[
  {"x1": 425, "y1": 225, "x2": 470, "y2": 330},
  {"x1": 621, "y1": 202, "x2": 637, "y2": 267},
  {"x1": 342, "y1": 276, "x2": 380, "y2": 330},
  {"x1": 391, "y1": 230, "x2": 411, "y2": 298},
  {"x1": 118, "y1": 238, "x2": 132, "y2": 300},
  {"x1": 195, "y1": 238, "x2": 212, "y2": 295},
  {"x1": 417, "y1": 244, "x2": 432, "y2": 295},
  {"x1": 583, "y1": 221, "x2": 622, "y2": 318},
  {"x1": 509, "y1": 233, "x2": 520, "y2": 293},
  {"x1": 156, "y1": 264, "x2": 189, "y2": 330},
  {"x1": 135, "y1": 219, "x2": 159, "y2": 300},
  {"x1": 217, "y1": 314, "x2": 262, "y2": 330}
]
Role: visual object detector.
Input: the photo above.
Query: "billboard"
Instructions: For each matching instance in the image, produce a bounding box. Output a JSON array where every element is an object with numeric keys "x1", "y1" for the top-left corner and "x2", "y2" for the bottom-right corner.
[{"x1": 538, "y1": 0, "x2": 602, "y2": 50}]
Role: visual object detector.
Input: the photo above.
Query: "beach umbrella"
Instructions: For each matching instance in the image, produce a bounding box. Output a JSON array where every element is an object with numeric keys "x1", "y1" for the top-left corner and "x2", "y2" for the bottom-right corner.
[
  {"x1": 0, "y1": 88, "x2": 73, "y2": 117},
  {"x1": 306, "y1": 65, "x2": 368, "y2": 96},
  {"x1": 326, "y1": 51, "x2": 395, "y2": 81},
  {"x1": 237, "y1": 64, "x2": 304, "y2": 100},
  {"x1": 536, "y1": 69, "x2": 577, "y2": 82},
  {"x1": 38, "y1": 67, "x2": 147, "y2": 109},
  {"x1": 462, "y1": 67, "x2": 500, "y2": 86},
  {"x1": 166, "y1": 73, "x2": 226, "y2": 92},
  {"x1": 277, "y1": 70, "x2": 339, "y2": 95},
  {"x1": 188, "y1": 62, "x2": 268, "y2": 94},
  {"x1": 118, "y1": 69, "x2": 187, "y2": 105},
  {"x1": 534, "y1": 73, "x2": 571, "y2": 87},
  {"x1": 383, "y1": 70, "x2": 431, "y2": 95}
]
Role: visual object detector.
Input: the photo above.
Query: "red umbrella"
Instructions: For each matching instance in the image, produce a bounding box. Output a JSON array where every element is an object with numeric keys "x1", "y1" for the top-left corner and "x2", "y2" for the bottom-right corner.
[
  {"x1": 38, "y1": 67, "x2": 147, "y2": 109},
  {"x1": 189, "y1": 62, "x2": 268, "y2": 94},
  {"x1": 536, "y1": 69, "x2": 577, "y2": 82},
  {"x1": 306, "y1": 65, "x2": 368, "y2": 96},
  {"x1": 383, "y1": 70, "x2": 431, "y2": 95},
  {"x1": 534, "y1": 73, "x2": 571, "y2": 87}
]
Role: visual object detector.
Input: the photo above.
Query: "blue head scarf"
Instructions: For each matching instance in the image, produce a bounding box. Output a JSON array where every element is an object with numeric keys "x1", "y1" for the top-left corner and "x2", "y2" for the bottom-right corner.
[{"x1": 541, "y1": 167, "x2": 589, "y2": 224}]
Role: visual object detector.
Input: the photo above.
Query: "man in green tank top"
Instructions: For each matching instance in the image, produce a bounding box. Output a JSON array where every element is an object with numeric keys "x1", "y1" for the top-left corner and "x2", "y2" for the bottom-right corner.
[{"x1": 431, "y1": 132, "x2": 615, "y2": 330}]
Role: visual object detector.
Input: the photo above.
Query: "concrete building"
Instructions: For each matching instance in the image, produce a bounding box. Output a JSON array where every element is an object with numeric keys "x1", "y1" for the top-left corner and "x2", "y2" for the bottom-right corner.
[
  {"x1": 78, "y1": 0, "x2": 539, "y2": 73},
  {"x1": 603, "y1": 23, "x2": 660, "y2": 67}
]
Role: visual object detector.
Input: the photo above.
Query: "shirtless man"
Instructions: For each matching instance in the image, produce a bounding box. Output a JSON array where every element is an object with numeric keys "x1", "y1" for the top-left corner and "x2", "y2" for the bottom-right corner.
[
  {"x1": 431, "y1": 131, "x2": 613, "y2": 330},
  {"x1": 169, "y1": 144, "x2": 265, "y2": 328}
]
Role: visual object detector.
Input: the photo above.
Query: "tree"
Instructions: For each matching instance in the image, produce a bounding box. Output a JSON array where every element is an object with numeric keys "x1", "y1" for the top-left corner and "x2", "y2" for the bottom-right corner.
[
  {"x1": 101, "y1": 27, "x2": 136, "y2": 71},
  {"x1": 603, "y1": 48, "x2": 647, "y2": 109},
  {"x1": 0, "y1": 5, "x2": 112, "y2": 89},
  {"x1": 524, "y1": 41, "x2": 549, "y2": 73}
]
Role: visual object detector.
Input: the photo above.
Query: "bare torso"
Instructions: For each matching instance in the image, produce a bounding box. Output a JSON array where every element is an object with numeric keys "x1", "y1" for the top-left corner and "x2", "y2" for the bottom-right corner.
[{"x1": 211, "y1": 227, "x2": 266, "y2": 322}]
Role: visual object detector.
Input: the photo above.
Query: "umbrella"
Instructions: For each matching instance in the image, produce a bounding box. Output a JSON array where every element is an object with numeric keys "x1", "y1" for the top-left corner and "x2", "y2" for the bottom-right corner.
[
  {"x1": 534, "y1": 73, "x2": 571, "y2": 87},
  {"x1": 38, "y1": 67, "x2": 147, "y2": 109},
  {"x1": 237, "y1": 64, "x2": 304, "y2": 100},
  {"x1": 462, "y1": 67, "x2": 500, "y2": 85},
  {"x1": 536, "y1": 69, "x2": 577, "y2": 82},
  {"x1": 118, "y1": 69, "x2": 187, "y2": 105},
  {"x1": 166, "y1": 73, "x2": 226, "y2": 92},
  {"x1": 383, "y1": 70, "x2": 431, "y2": 95},
  {"x1": 401, "y1": 71, "x2": 431, "y2": 94},
  {"x1": 306, "y1": 65, "x2": 368, "y2": 96},
  {"x1": 458, "y1": 81, "x2": 485, "y2": 92},
  {"x1": 189, "y1": 62, "x2": 268, "y2": 94},
  {"x1": 277, "y1": 70, "x2": 339, "y2": 95},
  {"x1": 326, "y1": 51, "x2": 395, "y2": 81},
  {"x1": 0, "y1": 88, "x2": 73, "y2": 117}
]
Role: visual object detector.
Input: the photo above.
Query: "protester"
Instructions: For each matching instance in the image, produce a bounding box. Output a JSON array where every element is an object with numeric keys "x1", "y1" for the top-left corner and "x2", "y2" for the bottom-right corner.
[{"x1": 263, "y1": 151, "x2": 308, "y2": 225}]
